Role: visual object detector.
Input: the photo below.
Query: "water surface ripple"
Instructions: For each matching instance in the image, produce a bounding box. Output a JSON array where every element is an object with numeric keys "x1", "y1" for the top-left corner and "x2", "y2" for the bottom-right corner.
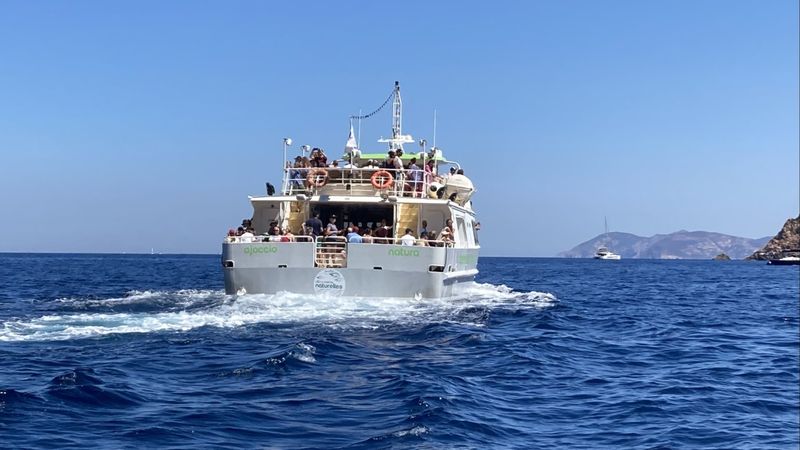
[{"x1": 0, "y1": 254, "x2": 797, "y2": 449}]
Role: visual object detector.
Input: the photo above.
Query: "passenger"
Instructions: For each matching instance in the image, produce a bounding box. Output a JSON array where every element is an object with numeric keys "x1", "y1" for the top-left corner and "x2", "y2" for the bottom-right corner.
[
  {"x1": 364, "y1": 159, "x2": 377, "y2": 169},
  {"x1": 383, "y1": 150, "x2": 396, "y2": 169},
  {"x1": 408, "y1": 157, "x2": 422, "y2": 197},
  {"x1": 427, "y1": 230, "x2": 439, "y2": 247},
  {"x1": 324, "y1": 215, "x2": 339, "y2": 239},
  {"x1": 384, "y1": 150, "x2": 403, "y2": 172},
  {"x1": 269, "y1": 225, "x2": 283, "y2": 242},
  {"x1": 328, "y1": 160, "x2": 339, "y2": 168},
  {"x1": 236, "y1": 226, "x2": 245, "y2": 236},
  {"x1": 456, "y1": 168, "x2": 464, "y2": 175},
  {"x1": 420, "y1": 220, "x2": 428, "y2": 236},
  {"x1": 291, "y1": 156, "x2": 305, "y2": 189},
  {"x1": 310, "y1": 148, "x2": 328, "y2": 168},
  {"x1": 322, "y1": 215, "x2": 340, "y2": 266},
  {"x1": 282, "y1": 228, "x2": 294, "y2": 242},
  {"x1": 400, "y1": 228, "x2": 416, "y2": 246},
  {"x1": 346, "y1": 227, "x2": 362, "y2": 243},
  {"x1": 438, "y1": 228, "x2": 452, "y2": 245},
  {"x1": 240, "y1": 228, "x2": 255, "y2": 243},
  {"x1": 417, "y1": 232, "x2": 429, "y2": 246},
  {"x1": 374, "y1": 219, "x2": 391, "y2": 244},
  {"x1": 439, "y1": 219, "x2": 454, "y2": 245},
  {"x1": 361, "y1": 228, "x2": 374, "y2": 243},
  {"x1": 424, "y1": 159, "x2": 436, "y2": 184},
  {"x1": 304, "y1": 212, "x2": 324, "y2": 238},
  {"x1": 226, "y1": 229, "x2": 237, "y2": 243}
]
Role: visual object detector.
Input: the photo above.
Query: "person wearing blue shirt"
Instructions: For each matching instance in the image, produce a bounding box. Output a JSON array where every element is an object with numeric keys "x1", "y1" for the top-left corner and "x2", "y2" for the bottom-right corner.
[{"x1": 346, "y1": 227, "x2": 363, "y2": 243}]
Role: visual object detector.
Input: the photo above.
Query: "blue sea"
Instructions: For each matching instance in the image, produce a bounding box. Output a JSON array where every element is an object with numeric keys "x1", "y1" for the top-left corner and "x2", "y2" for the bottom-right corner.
[{"x1": 0, "y1": 254, "x2": 797, "y2": 449}]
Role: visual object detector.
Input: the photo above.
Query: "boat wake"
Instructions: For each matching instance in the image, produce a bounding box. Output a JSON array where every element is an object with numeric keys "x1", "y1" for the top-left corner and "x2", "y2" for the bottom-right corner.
[{"x1": 0, "y1": 282, "x2": 556, "y2": 342}]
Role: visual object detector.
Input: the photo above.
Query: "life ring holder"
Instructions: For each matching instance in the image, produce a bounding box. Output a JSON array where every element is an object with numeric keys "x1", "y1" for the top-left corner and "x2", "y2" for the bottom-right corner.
[
  {"x1": 307, "y1": 168, "x2": 329, "y2": 187},
  {"x1": 371, "y1": 170, "x2": 394, "y2": 190}
]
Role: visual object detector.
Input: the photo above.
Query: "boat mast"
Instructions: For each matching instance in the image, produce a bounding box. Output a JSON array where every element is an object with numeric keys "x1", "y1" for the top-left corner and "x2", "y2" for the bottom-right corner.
[
  {"x1": 378, "y1": 81, "x2": 413, "y2": 151},
  {"x1": 391, "y1": 81, "x2": 402, "y2": 151}
]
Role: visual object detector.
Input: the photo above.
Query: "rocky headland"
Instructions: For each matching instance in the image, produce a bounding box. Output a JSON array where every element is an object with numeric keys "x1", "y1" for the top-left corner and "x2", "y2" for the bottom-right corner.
[{"x1": 747, "y1": 215, "x2": 800, "y2": 260}]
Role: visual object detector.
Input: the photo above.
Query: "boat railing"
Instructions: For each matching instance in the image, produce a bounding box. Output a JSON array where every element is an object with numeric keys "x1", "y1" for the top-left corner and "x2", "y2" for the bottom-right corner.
[
  {"x1": 314, "y1": 236, "x2": 347, "y2": 268},
  {"x1": 224, "y1": 234, "x2": 453, "y2": 247},
  {"x1": 348, "y1": 236, "x2": 454, "y2": 247},
  {"x1": 224, "y1": 234, "x2": 314, "y2": 243},
  {"x1": 282, "y1": 167, "x2": 441, "y2": 198}
]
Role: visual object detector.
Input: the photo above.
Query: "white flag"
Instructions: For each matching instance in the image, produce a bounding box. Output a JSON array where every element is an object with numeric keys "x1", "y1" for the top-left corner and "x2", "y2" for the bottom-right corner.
[{"x1": 344, "y1": 122, "x2": 359, "y2": 156}]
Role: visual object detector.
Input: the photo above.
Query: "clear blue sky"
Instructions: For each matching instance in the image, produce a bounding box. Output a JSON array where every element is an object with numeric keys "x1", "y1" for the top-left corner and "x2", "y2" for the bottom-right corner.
[{"x1": 0, "y1": 0, "x2": 797, "y2": 256}]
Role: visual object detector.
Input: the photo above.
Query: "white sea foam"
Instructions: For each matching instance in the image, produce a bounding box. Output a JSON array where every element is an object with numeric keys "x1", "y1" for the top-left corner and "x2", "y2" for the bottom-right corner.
[
  {"x1": 55, "y1": 289, "x2": 219, "y2": 309},
  {"x1": 0, "y1": 283, "x2": 556, "y2": 342}
]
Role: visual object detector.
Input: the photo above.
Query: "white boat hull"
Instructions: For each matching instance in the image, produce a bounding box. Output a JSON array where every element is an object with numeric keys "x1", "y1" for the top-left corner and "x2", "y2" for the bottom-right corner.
[{"x1": 222, "y1": 241, "x2": 479, "y2": 298}]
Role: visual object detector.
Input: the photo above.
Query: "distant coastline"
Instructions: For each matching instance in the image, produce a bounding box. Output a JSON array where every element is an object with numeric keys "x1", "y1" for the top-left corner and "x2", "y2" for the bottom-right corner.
[{"x1": 560, "y1": 230, "x2": 770, "y2": 260}]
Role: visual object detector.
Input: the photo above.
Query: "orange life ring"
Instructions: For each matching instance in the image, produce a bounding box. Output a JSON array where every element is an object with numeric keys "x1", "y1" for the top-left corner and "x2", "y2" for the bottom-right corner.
[
  {"x1": 370, "y1": 170, "x2": 394, "y2": 189},
  {"x1": 307, "y1": 168, "x2": 329, "y2": 187}
]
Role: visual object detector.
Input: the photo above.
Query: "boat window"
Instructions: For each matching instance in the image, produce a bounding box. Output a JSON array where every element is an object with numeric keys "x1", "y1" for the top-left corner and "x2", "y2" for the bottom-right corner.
[
  {"x1": 456, "y1": 216, "x2": 468, "y2": 247},
  {"x1": 463, "y1": 217, "x2": 475, "y2": 247}
]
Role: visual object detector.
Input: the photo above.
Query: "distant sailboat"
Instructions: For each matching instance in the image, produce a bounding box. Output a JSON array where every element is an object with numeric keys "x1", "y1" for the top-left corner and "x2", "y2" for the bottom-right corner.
[{"x1": 594, "y1": 217, "x2": 621, "y2": 260}]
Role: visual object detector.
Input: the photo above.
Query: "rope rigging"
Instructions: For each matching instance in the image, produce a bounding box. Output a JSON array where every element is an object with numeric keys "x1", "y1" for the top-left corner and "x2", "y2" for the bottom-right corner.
[{"x1": 349, "y1": 88, "x2": 394, "y2": 120}]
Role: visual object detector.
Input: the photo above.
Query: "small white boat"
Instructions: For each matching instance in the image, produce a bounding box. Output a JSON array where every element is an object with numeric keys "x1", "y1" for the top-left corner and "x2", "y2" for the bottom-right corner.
[
  {"x1": 594, "y1": 217, "x2": 621, "y2": 260},
  {"x1": 594, "y1": 247, "x2": 621, "y2": 260},
  {"x1": 767, "y1": 256, "x2": 800, "y2": 266}
]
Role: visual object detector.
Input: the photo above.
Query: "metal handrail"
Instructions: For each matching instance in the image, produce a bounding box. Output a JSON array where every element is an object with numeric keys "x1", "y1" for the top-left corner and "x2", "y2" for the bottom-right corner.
[
  {"x1": 283, "y1": 166, "x2": 436, "y2": 197},
  {"x1": 224, "y1": 234, "x2": 315, "y2": 243},
  {"x1": 348, "y1": 236, "x2": 453, "y2": 247},
  {"x1": 224, "y1": 234, "x2": 452, "y2": 247}
]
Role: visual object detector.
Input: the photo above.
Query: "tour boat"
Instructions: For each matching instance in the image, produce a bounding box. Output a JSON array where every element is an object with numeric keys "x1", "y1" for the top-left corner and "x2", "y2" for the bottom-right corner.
[{"x1": 221, "y1": 82, "x2": 480, "y2": 298}]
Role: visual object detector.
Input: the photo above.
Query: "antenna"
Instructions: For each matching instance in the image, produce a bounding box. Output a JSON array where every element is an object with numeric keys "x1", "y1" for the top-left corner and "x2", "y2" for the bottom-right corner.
[
  {"x1": 357, "y1": 108, "x2": 362, "y2": 150},
  {"x1": 433, "y1": 109, "x2": 437, "y2": 148}
]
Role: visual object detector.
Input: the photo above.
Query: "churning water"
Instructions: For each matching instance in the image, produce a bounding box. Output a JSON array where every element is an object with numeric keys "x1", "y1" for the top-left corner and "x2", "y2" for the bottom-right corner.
[{"x1": 0, "y1": 254, "x2": 797, "y2": 448}]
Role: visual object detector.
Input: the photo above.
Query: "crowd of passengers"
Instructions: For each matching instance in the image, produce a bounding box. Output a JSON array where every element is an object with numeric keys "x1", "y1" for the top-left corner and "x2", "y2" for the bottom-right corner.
[
  {"x1": 226, "y1": 216, "x2": 459, "y2": 247},
  {"x1": 288, "y1": 147, "x2": 465, "y2": 197}
]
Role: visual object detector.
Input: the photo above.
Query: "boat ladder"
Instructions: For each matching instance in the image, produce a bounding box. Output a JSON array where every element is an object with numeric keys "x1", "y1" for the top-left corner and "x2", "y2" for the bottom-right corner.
[{"x1": 314, "y1": 236, "x2": 347, "y2": 268}]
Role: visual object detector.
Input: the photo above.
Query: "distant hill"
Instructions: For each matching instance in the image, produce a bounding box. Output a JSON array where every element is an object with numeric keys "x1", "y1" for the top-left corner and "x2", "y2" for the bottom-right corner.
[
  {"x1": 747, "y1": 215, "x2": 800, "y2": 260},
  {"x1": 560, "y1": 231, "x2": 771, "y2": 260}
]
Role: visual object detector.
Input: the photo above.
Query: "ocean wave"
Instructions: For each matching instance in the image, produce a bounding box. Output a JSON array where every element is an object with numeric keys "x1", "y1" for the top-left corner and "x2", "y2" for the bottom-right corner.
[{"x1": 0, "y1": 283, "x2": 556, "y2": 342}]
